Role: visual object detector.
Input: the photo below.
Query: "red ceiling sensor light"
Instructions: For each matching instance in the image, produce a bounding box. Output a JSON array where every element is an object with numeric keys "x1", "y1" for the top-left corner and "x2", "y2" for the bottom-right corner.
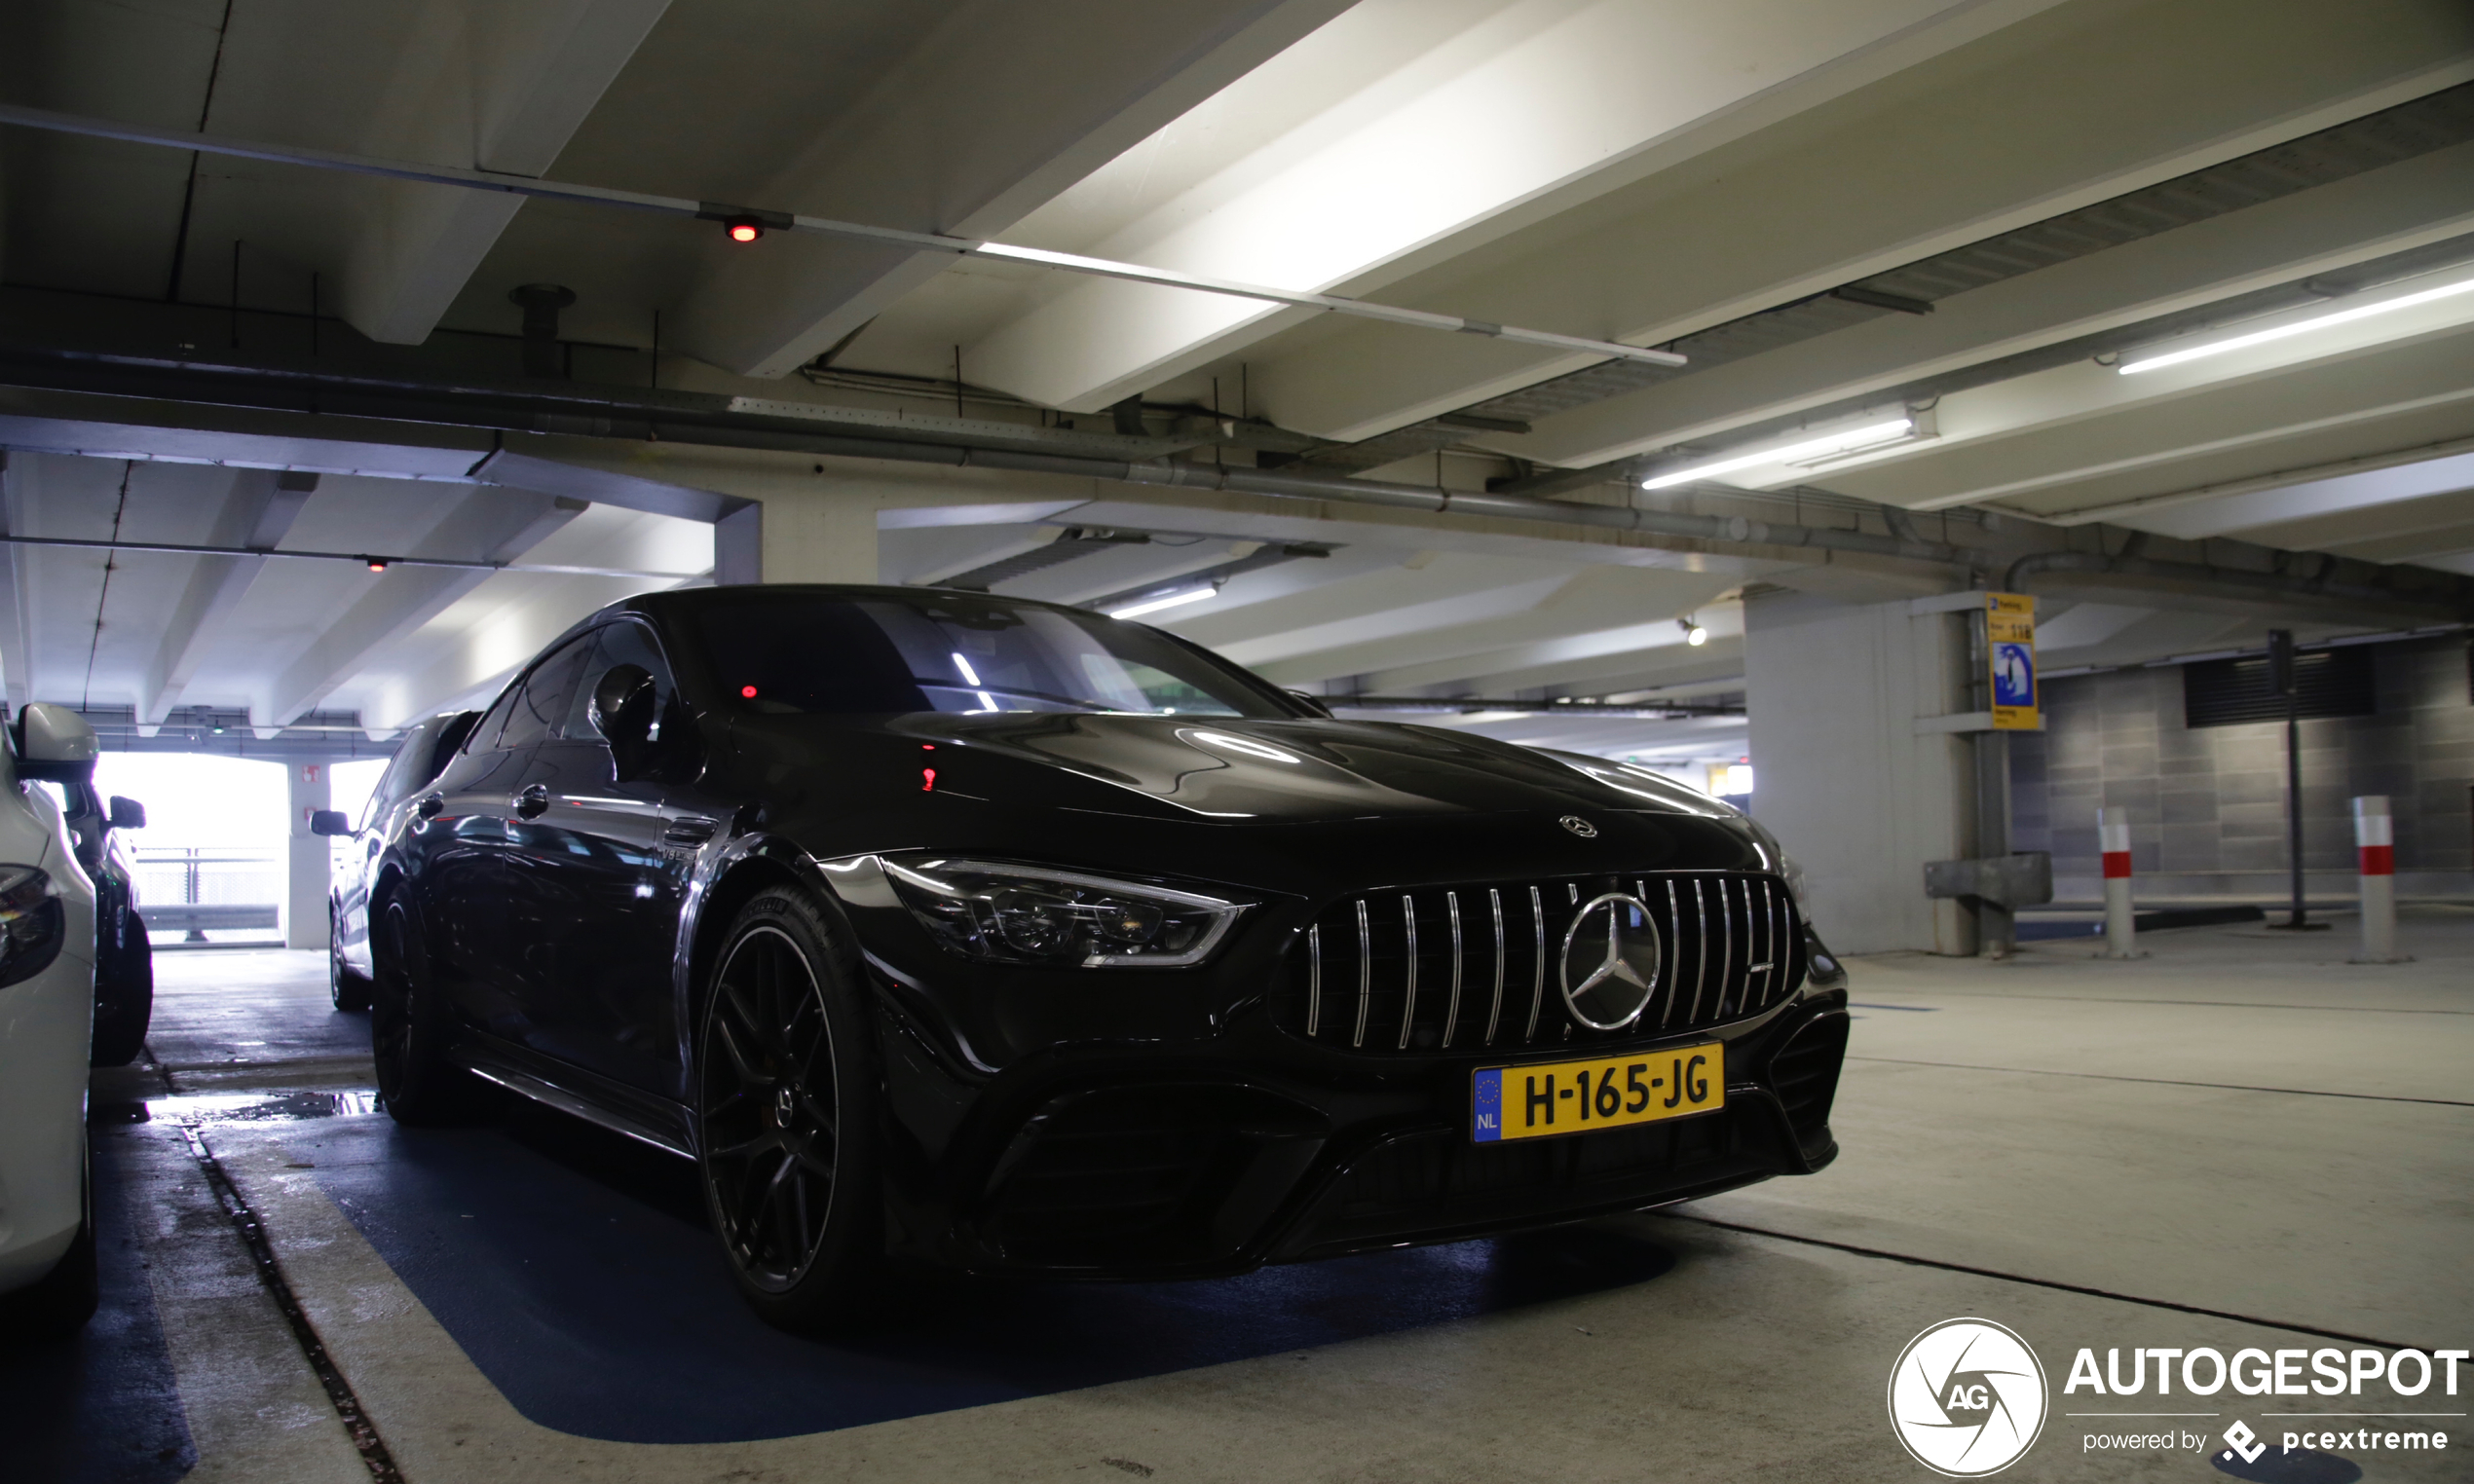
[
  {"x1": 361, "y1": 556, "x2": 389, "y2": 573},
  {"x1": 700, "y1": 203, "x2": 791, "y2": 244},
  {"x1": 740, "y1": 685, "x2": 759, "y2": 698}
]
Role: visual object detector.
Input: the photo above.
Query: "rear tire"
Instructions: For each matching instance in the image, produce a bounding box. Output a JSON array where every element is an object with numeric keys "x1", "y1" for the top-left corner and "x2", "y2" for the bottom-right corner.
[
  {"x1": 371, "y1": 898, "x2": 479, "y2": 1126},
  {"x1": 329, "y1": 906, "x2": 372, "y2": 1014},
  {"x1": 90, "y1": 913, "x2": 153, "y2": 1068},
  {"x1": 694, "y1": 887, "x2": 881, "y2": 1333},
  {"x1": 2, "y1": 1152, "x2": 97, "y2": 1336}
]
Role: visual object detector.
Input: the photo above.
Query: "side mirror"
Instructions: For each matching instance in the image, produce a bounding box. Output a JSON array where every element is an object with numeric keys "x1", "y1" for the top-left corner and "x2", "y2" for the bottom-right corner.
[
  {"x1": 309, "y1": 809, "x2": 353, "y2": 836},
  {"x1": 589, "y1": 664, "x2": 658, "y2": 779},
  {"x1": 13, "y1": 702, "x2": 98, "y2": 782},
  {"x1": 108, "y1": 796, "x2": 146, "y2": 831}
]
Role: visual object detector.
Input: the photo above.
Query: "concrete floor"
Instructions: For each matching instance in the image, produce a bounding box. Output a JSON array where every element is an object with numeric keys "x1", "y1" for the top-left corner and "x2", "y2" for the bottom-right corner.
[{"x1": 5, "y1": 909, "x2": 2468, "y2": 1483}]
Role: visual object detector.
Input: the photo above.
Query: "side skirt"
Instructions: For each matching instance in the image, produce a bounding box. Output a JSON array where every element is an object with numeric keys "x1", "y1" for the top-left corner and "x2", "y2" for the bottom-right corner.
[{"x1": 454, "y1": 1039, "x2": 697, "y2": 1161}]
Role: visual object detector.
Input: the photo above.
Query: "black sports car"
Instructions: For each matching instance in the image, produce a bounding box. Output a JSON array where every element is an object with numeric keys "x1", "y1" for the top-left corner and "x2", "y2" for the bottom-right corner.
[
  {"x1": 369, "y1": 584, "x2": 1849, "y2": 1330},
  {"x1": 52, "y1": 781, "x2": 152, "y2": 1066}
]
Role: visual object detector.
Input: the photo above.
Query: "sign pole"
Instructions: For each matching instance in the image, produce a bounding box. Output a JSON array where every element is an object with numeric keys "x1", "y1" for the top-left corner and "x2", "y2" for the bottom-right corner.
[{"x1": 2264, "y1": 629, "x2": 2326, "y2": 933}]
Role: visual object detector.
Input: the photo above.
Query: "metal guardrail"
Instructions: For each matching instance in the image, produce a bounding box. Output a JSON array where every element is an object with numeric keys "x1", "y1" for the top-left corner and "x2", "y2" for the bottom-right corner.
[{"x1": 130, "y1": 846, "x2": 282, "y2": 941}]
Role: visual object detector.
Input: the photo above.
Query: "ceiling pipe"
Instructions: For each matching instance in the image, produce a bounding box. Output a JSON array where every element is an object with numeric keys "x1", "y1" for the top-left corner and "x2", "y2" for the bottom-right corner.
[
  {"x1": 0, "y1": 101, "x2": 1684, "y2": 371},
  {"x1": 0, "y1": 532, "x2": 690, "y2": 580},
  {"x1": 11, "y1": 345, "x2": 2469, "y2": 620},
  {"x1": 1331, "y1": 695, "x2": 1743, "y2": 719}
]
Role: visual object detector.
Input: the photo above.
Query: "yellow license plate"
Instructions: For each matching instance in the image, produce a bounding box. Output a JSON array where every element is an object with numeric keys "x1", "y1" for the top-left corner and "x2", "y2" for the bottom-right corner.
[{"x1": 1472, "y1": 1044, "x2": 1723, "y2": 1143}]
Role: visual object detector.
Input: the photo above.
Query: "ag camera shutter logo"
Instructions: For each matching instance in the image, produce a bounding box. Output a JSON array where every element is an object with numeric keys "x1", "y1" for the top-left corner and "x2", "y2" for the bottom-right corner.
[{"x1": 1888, "y1": 1318, "x2": 2049, "y2": 1475}]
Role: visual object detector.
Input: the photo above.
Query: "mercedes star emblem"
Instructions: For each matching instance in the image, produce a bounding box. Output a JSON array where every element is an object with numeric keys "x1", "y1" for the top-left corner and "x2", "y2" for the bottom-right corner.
[
  {"x1": 1559, "y1": 815, "x2": 1597, "y2": 837},
  {"x1": 1558, "y1": 892, "x2": 1662, "y2": 1030}
]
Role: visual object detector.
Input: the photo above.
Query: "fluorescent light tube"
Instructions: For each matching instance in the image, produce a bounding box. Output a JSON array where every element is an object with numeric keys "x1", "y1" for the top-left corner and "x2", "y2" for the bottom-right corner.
[
  {"x1": 2118, "y1": 274, "x2": 2474, "y2": 375},
  {"x1": 1641, "y1": 418, "x2": 1914, "y2": 490},
  {"x1": 1108, "y1": 587, "x2": 1217, "y2": 620}
]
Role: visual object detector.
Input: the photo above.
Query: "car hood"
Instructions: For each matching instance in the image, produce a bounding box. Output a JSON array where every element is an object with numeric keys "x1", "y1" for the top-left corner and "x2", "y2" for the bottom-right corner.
[{"x1": 727, "y1": 710, "x2": 1737, "y2": 826}]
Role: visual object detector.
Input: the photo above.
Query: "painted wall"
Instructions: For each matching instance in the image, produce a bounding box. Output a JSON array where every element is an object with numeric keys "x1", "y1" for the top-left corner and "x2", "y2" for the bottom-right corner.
[{"x1": 2011, "y1": 635, "x2": 2473, "y2": 903}]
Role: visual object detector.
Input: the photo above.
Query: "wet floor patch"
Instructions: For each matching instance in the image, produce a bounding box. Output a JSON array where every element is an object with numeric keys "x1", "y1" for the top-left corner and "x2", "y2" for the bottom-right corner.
[
  {"x1": 0, "y1": 1127, "x2": 198, "y2": 1484},
  {"x1": 146, "y1": 1090, "x2": 382, "y2": 1124},
  {"x1": 302, "y1": 1100, "x2": 1679, "y2": 1443}
]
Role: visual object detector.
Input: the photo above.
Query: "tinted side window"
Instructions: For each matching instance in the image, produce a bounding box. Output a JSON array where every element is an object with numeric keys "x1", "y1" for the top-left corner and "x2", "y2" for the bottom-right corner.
[
  {"x1": 500, "y1": 638, "x2": 594, "y2": 752},
  {"x1": 563, "y1": 621, "x2": 679, "y2": 742},
  {"x1": 466, "y1": 684, "x2": 525, "y2": 756}
]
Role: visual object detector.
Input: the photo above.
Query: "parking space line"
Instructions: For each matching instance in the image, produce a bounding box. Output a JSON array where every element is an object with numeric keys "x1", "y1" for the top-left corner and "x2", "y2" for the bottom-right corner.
[
  {"x1": 171, "y1": 1122, "x2": 404, "y2": 1484},
  {"x1": 1657, "y1": 1211, "x2": 2431, "y2": 1354},
  {"x1": 1845, "y1": 1055, "x2": 2474, "y2": 1106}
]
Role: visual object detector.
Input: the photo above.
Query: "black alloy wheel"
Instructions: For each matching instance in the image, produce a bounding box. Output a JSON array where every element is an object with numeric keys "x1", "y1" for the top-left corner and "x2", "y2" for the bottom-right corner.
[
  {"x1": 371, "y1": 898, "x2": 477, "y2": 1125},
  {"x1": 328, "y1": 904, "x2": 372, "y2": 1013},
  {"x1": 696, "y1": 887, "x2": 879, "y2": 1332}
]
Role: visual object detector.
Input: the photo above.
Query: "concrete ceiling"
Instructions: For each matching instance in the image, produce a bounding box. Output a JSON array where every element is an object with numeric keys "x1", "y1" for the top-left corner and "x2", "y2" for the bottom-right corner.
[{"x1": 2, "y1": 0, "x2": 2470, "y2": 763}]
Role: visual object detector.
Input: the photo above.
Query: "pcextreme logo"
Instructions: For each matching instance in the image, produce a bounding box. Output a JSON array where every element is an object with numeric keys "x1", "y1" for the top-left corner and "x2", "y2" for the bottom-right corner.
[{"x1": 1888, "y1": 1318, "x2": 2050, "y2": 1476}]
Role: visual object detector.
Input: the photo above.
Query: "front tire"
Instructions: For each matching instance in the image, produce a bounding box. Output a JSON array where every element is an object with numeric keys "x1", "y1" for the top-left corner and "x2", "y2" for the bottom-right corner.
[
  {"x1": 371, "y1": 898, "x2": 479, "y2": 1125},
  {"x1": 695, "y1": 888, "x2": 881, "y2": 1333},
  {"x1": 329, "y1": 905, "x2": 372, "y2": 1014}
]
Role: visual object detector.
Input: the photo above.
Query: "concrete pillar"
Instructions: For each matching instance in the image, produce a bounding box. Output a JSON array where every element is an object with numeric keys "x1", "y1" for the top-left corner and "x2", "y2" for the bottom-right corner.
[
  {"x1": 1743, "y1": 589, "x2": 1978, "y2": 955},
  {"x1": 285, "y1": 760, "x2": 331, "y2": 950},
  {"x1": 717, "y1": 488, "x2": 881, "y2": 584}
]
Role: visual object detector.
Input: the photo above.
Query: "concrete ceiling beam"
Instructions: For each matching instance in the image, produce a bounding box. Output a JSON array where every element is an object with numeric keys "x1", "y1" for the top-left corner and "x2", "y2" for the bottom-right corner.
[
  {"x1": 134, "y1": 467, "x2": 315, "y2": 724},
  {"x1": 259, "y1": 485, "x2": 582, "y2": 725},
  {"x1": 1244, "y1": 0, "x2": 2474, "y2": 446},
  {"x1": 266, "y1": 0, "x2": 676, "y2": 346},
  {"x1": 1507, "y1": 138, "x2": 2474, "y2": 469},
  {"x1": 667, "y1": 0, "x2": 1354, "y2": 380},
  {"x1": 0, "y1": 454, "x2": 35, "y2": 713},
  {"x1": 961, "y1": 0, "x2": 2057, "y2": 415},
  {"x1": 1824, "y1": 322, "x2": 2474, "y2": 515}
]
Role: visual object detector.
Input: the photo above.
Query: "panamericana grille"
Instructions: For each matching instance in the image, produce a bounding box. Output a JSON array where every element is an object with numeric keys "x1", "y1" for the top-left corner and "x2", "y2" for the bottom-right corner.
[{"x1": 1276, "y1": 872, "x2": 1804, "y2": 1054}]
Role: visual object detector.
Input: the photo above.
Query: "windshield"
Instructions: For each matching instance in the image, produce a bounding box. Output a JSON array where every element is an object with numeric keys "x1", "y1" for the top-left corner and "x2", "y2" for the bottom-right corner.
[{"x1": 692, "y1": 592, "x2": 1290, "y2": 719}]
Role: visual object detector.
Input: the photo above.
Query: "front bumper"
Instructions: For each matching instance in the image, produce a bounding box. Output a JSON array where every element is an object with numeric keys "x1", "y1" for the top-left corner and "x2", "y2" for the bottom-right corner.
[
  {"x1": 0, "y1": 945, "x2": 95, "y2": 1294},
  {"x1": 862, "y1": 947, "x2": 1849, "y2": 1279}
]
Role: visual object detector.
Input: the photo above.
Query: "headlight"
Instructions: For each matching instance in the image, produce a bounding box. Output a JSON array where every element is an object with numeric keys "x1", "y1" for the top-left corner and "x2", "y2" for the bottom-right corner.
[
  {"x1": 0, "y1": 865, "x2": 66, "y2": 988},
  {"x1": 883, "y1": 858, "x2": 1247, "y2": 969},
  {"x1": 1781, "y1": 853, "x2": 1810, "y2": 912}
]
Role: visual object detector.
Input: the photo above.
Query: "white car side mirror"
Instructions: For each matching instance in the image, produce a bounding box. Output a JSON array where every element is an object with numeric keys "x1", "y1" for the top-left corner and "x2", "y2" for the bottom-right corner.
[{"x1": 14, "y1": 703, "x2": 98, "y2": 783}]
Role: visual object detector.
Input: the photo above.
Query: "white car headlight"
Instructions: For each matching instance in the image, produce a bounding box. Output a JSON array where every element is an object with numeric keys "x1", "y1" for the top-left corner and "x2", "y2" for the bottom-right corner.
[
  {"x1": 883, "y1": 858, "x2": 1248, "y2": 969},
  {"x1": 0, "y1": 865, "x2": 66, "y2": 988}
]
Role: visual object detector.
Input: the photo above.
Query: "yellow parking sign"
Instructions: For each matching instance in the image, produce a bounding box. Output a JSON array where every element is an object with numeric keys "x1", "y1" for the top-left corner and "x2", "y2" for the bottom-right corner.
[{"x1": 1986, "y1": 592, "x2": 2037, "y2": 729}]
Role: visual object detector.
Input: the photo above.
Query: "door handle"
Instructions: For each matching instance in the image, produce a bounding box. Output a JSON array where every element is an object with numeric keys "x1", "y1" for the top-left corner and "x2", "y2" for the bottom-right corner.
[{"x1": 514, "y1": 784, "x2": 550, "y2": 820}]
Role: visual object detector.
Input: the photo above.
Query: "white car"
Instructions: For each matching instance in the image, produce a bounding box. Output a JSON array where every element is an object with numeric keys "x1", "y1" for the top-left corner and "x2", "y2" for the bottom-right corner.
[{"x1": 0, "y1": 702, "x2": 102, "y2": 1334}]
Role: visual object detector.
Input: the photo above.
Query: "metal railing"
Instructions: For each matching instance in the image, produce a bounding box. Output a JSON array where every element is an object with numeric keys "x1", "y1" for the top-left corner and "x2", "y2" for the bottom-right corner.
[{"x1": 129, "y1": 846, "x2": 283, "y2": 939}]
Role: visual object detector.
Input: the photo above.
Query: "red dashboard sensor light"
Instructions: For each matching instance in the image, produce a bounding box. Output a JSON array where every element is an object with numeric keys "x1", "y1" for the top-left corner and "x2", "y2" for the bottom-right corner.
[{"x1": 724, "y1": 216, "x2": 764, "y2": 243}]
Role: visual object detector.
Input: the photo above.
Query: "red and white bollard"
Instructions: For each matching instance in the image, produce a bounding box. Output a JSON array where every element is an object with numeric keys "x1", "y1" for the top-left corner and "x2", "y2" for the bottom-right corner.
[
  {"x1": 2351, "y1": 796, "x2": 2409, "y2": 964},
  {"x1": 2098, "y1": 806, "x2": 2138, "y2": 958}
]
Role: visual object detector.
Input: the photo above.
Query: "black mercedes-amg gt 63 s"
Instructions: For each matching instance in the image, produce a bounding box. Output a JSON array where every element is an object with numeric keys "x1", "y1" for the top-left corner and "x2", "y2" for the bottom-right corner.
[{"x1": 369, "y1": 584, "x2": 1850, "y2": 1330}]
